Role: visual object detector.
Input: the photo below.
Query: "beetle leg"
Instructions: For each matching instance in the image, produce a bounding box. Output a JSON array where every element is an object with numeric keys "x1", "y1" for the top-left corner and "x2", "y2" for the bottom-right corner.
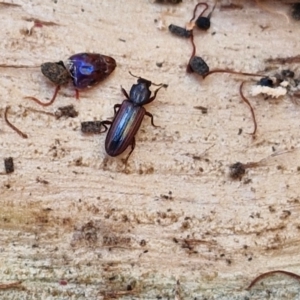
[
  {"x1": 113, "y1": 104, "x2": 121, "y2": 115},
  {"x1": 99, "y1": 120, "x2": 112, "y2": 133},
  {"x1": 145, "y1": 84, "x2": 167, "y2": 105},
  {"x1": 121, "y1": 87, "x2": 130, "y2": 99},
  {"x1": 145, "y1": 111, "x2": 159, "y2": 128},
  {"x1": 124, "y1": 137, "x2": 136, "y2": 163}
]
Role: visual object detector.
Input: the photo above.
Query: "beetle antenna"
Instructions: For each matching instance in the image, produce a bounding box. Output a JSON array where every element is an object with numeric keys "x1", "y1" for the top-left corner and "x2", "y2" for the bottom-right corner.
[
  {"x1": 129, "y1": 71, "x2": 166, "y2": 87},
  {"x1": 128, "y1": 71, "x2": 140, "y2": 79},
  {"x1": 152, "y1": 82, "x2": 168, "y2": 87}
]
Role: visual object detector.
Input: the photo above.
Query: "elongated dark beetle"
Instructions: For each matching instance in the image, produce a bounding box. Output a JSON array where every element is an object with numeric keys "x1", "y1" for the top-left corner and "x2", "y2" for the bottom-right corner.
[
  {"x1": 25, "y1": 53, "x2": 116, "y2": 106},
  {"x1": 81, "y1": 72, "x2": 167, "y2": 161}
]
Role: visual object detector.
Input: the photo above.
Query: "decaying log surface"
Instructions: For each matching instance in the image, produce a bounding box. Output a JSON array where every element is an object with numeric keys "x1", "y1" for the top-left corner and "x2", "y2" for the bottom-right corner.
[{"x1": 1, "y1": 0, "x2": 300, "y2": 299}]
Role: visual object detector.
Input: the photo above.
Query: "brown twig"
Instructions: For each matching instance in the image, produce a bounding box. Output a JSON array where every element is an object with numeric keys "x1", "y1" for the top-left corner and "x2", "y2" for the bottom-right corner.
[
  {"x1": 4, "y1": 106, "x2": 28, "y2": 139},
  {"x1": 24, "y1": 85, "x2": 61, "y2": 107},
  {"x1": 186, "y1": 32, "x2": 196, "y2": 73},
  {"x1": 0, "y1": 2, "x2": 21, "y2": 7},
  {"x1": 25, "y1": 107, "x2": 56, "y2": 117},
  {"x1": 22, "y1": 17, "x2": 60, "y2": 27},
  {"x1": 239, "y1": 81, "x2": 257, "y2": 136},
  {"x1": 203, "y1": 69, "x2": 265, "y2": 79},
  {"x1": 265, "y1": 55, "x2": 300, "y2": 64},
  {"x1": 246, "y1": 270, "x2": 300, "y2": 290},
  {"x1": 0, "y1": 64, "x2": 39, "y2": 68},
  {"x1": 0, "y1": 281, "x2": 23, "y2": 290},
  {"x1": 220, "y1": 3, "x2": 243, "y2": 10}
]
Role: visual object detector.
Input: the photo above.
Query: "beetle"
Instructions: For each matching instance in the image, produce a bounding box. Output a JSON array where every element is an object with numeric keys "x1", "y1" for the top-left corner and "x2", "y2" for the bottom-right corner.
[
  {"x1": 81, "y1": 73, "x2": 167, "y2": 161},
  {"x1": 25, "y1": 53, "x2": 116, "y2": 106}
]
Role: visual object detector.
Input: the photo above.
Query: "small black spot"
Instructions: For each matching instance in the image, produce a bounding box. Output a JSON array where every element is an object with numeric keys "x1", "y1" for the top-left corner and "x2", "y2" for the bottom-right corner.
[
  {"x1": 140, "y1": 240, "x2": 146, "y2": 247},
  {"x1": 258, "y1": 77, "x2": 273, "y2": 87},
  {"x1": 229, "y1": 162, "x2": 246, "y2": 179},
  {"x1": 194, "y1": 106, "x2": 208, "y2": 114}
]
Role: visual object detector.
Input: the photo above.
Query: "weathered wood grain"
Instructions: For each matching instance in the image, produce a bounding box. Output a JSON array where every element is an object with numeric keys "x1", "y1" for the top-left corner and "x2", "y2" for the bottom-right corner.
[{"x1": 1, "y1": 0, "x2": 300, "y2": 299}]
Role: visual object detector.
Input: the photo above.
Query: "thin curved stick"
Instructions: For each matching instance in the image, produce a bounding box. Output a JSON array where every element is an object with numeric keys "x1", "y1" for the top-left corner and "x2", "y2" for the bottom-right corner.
[
  {"x1": 186, "y1": 32, "x2": 196, "y2": 73},
  {"x1": 204, "y1": 69, "x2": 266, "y2": 78},
  {"x1": 24, "y1": 85, "x2": 60, "y2": 107},
  {"x1": 255, "y1": 0, "x2": 289, "y2": 24},
  {"x1": 246, "y1": 270, "x2": 300, "y2": 290},
  {"x1": 240, "y1": 81, "x2": 257, "y2": 136},
  {"x1": 190, "y1": 31, "x2": 196, "y2": 58},
  {"x1": 4, "y1": 106, "x2": 28, "y2": 139},
  {"x1": 190, "y1": 2, "x2": 209, "y2": 22},
  {"x1": 0, "y1": 281, "x2": 23, "y2": 290}
]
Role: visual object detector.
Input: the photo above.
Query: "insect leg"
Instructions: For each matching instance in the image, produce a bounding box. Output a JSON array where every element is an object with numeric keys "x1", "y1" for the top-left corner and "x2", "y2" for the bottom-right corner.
[
  {"x1": 125, "y1": 137, "x2": 136, "y2": 163},
  {"x1": 145, "y1": 111, "x2": 159, "y2": 128}
]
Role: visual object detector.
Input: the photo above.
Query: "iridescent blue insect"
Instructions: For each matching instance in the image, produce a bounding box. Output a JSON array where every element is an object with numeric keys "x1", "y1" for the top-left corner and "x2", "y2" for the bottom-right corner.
[
  {"x1": 25, "y1": 53, "x2": 116, "y2": 106},
  {"x1": 66, "y1": 53, "x2": 116, "y2": 89},
  {"x1": 81, "y1": 73, "x2": 167, "y2": 161}
]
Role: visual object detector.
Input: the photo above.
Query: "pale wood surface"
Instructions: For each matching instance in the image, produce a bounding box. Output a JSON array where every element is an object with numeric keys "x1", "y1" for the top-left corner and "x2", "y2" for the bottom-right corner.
[{"x1": 1, "y1": 0, "x2": 300, "y2": 299}]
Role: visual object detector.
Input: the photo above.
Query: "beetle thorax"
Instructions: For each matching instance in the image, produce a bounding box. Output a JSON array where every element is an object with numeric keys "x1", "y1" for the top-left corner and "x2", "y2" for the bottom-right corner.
[{"x1": 129, "y1": 82, "x2": 151, "y2": 105}]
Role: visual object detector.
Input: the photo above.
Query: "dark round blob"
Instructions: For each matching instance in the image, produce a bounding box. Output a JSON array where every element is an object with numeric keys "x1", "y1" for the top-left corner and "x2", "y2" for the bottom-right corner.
[
  {"x1": 229, "y1": 162, "x2": 246, "y2": 179},
  {"x1": 189, "y1": 56, "x2": 209, "y2": 76},
  {"x1": 195, "y1": 17, "x2": 210, "y2": 30},
  {"x1": 258, "y1": 77, "x2": 273, "y2": 88},
  {"x1": 291, "y1": 3, "x2": 300, "y2": 20},
  {"x1": 281, "y1": 69, "x2": 295, "y2": 78},
  {"x1": 168, "y1": 24, "x2": 191, "y2": 38},
  {"x1": 41, "y1": 61, "x2": 70, "y2": 85}
]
